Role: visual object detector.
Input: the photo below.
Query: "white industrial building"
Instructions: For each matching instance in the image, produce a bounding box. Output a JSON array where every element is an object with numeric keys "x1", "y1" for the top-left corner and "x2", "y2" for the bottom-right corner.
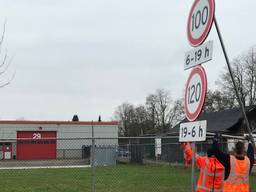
[{"x1": 0, "y1": 120, "x2": 118, "y2": 161}]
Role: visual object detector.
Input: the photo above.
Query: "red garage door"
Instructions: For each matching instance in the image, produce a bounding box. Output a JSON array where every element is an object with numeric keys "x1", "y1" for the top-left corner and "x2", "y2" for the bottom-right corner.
[{"x1": 17, "y1": 131, "x2": 56, "y2": 160}]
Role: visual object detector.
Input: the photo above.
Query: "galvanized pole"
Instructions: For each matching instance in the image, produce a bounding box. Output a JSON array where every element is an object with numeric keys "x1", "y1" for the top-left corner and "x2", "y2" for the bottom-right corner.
[
  {"x1": 91, "y1": 121, "x2": 96, "y2": 192},
  {"x1": 191, "y1": 142, "x2": 196, "y2": 192},
  {"x1": 214, "y1": 16, "x2": 256, "y2": 149}
]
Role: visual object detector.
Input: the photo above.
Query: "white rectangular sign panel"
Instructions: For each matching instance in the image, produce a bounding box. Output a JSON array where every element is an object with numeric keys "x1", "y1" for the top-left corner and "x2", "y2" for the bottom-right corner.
[
  {"x1": 184, "y1": 41, "x2": 213, "y2": 70},
  {"x1": 155, "y1": 137, "x2": 161, "y2": 156},
  {"x1": 179, "y1": 120, "x2": 207, "y2": 142}
]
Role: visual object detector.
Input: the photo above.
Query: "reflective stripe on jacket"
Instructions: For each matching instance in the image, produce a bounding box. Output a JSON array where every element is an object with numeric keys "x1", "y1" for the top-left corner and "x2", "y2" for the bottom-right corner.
[
  {"x1": 223, "y1": 155, "x2": 250, "y2": 192},
  {"x1": 196, "y1": 156, "x2": 225, "y2": 192}
]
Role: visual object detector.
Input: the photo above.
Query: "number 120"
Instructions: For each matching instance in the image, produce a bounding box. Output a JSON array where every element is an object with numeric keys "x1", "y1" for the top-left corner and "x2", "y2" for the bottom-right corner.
[{"x1": 187, "y1": 82, "x2": 201, "y2": 104}]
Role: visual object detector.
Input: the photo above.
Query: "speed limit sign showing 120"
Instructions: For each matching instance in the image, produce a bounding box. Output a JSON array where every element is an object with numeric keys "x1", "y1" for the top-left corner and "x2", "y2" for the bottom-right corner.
[
  {"x1": 187, "y1": 0, "x2": 215, "y2": 47},
  {"x1": 185, "y1": 65, "x2": 207, "y2": 121}
]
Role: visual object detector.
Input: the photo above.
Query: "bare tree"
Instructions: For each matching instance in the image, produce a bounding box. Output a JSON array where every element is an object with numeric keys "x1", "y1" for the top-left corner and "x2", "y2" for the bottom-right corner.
[
  {"x1": 114, "y1": 89, "x2": 187, "y2": 135},
  {"x1": 145, "y1": 89, "x2": 185, "y2": 133},
  {"x1": 145, "y1": 89, "x2": 173, "y2": 133},
  {"x1": 216, "y1": 46, "x2": 256, "y2": 107},
  {"x1": 243, "y1": 48, "x2": 256, "y2": 105},
  {"x1": 204, "y1": 90, "x2": 236, "y2": 112},
  {"x1": 156, "y1": 89, "x2": 172, "y2": 132},
  {"x1": 145, "y1": 93, "x2": 158, "y2": 133},
  {"x1": 114, "y1": 103, "x2": 136, "y2": 136},
  {"x1": 0, "y1": 21, "x2": 15, "y2": 88},
  {"x1": 133, "y1": 105, "x2": 149, "y2": 135},
  {"x1": 115, "y1": 103, "x2": 152, "y2": 136},
  {"x1": 169, "y1": 98, "x2": 185, "y2": 127}
]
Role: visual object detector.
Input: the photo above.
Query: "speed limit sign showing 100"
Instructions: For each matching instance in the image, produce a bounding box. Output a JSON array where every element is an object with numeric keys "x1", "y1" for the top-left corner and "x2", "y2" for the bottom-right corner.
[
  {"x1": 187, "y1": 0, "x2": 215, "y2": 47},
  {"x1": 185, "y1": 65, "x2": 207, "y2": 121}
]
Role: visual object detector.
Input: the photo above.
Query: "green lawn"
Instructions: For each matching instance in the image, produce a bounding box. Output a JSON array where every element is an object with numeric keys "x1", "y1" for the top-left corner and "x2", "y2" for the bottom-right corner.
[{"x1": 0, "y1": 164, "x2": 255, "y2": 192}]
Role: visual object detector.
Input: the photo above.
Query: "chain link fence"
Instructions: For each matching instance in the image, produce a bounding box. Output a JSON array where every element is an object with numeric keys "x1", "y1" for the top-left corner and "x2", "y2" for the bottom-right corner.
[{"x1": 0, "y1": 137, "x2": 255, "y2": 191}]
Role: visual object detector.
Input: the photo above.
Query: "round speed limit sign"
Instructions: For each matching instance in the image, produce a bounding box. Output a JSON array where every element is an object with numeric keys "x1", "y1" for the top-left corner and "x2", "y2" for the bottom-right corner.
[
  {"x1": 187, "y1": 0, "x2": 215, "y2": 47},
  {"x1": 184, "y1": 65, "x2": 207, "y2": 121}
]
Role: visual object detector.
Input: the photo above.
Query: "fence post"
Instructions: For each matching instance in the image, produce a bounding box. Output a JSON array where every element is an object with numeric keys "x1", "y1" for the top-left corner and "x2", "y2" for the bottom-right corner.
[{"x1": 91, "y1": 121, "x2": 96, "y2": 192}]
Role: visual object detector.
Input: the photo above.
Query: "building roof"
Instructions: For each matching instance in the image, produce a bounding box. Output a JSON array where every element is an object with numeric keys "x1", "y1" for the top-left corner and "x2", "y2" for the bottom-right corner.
[
  {"x1": 169, "y1": 106, "x2": 256, "y2": 135},
  {"x1": 0, "y1": 120, "x2": 119, "y2": 126}
]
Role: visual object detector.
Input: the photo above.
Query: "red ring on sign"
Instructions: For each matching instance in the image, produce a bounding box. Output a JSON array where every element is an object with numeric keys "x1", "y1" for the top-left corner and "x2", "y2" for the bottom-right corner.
[
  {"x1": 187, "y1": 0, "x2": 215, "y2": 47},
  {"x1": 184, "y1": 65, "x2": 207, "y2": 121}
]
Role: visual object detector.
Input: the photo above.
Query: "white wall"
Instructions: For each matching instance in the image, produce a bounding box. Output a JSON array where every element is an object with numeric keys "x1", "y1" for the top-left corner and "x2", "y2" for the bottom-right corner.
[{"x1": 0, "y1": 123, "x2": 118, "y2": 150}]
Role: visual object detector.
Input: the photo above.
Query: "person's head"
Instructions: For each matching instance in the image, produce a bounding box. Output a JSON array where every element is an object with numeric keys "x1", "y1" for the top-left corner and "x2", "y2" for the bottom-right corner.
[
  {"x1": 234, "y1": 141, "x2": 245, "y2": 157},
  {"x1": 207, "y1": 148, "x2": 215, "y2": 157}
]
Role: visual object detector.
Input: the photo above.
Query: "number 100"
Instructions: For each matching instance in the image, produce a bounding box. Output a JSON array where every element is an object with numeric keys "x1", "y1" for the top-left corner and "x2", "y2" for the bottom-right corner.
[{"x1": 191, "y1": 6, "x2": 208, "y2": 31}]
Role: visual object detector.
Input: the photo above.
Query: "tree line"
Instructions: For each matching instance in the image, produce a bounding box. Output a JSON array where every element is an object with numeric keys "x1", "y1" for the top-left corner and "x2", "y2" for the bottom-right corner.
[{"x1": 114, "y1": 46, "x2": 256, "y2": 136}]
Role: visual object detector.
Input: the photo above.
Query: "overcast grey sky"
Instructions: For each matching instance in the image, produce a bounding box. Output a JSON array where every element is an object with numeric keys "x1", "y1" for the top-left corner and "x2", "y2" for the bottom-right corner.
[{"x1": 0, "y1": 0, "x2": 254, "y2": 121}]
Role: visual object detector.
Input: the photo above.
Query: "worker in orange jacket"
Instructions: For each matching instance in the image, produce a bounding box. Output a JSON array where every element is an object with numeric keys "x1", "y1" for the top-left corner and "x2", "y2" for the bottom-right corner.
[
  {"x1": 212, "y1": 135, "x2": 254, "y2": 192},
  {"x1": 195, "y1": 149, "x2": 225, "y2": 192},
  {"x1": 181, "y1": 142, "x2": 225, "y2": 191},
  {"x1": 181, "y1": 142, "x2": 193, "y2": 168}
]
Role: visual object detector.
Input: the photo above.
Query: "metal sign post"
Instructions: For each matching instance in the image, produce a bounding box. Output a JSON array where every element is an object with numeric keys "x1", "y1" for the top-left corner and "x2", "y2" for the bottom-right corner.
[
  {"x1": 213, "y1": 16, "x2": 256, "y2": 149},
  {"x1": 185, "y1": 1, "x2": 215, "y2": 191},
  {"x1": 191, "y1": 142, "x2": 196, "y2": 192},
  {"x1": 179, "y1": 121, "x2": 207, "y2": 191}
]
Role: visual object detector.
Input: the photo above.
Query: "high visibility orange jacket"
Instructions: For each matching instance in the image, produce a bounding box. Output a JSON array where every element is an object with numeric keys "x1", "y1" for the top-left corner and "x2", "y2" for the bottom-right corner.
[
  {"x1": 183, "y1": 142, "x2": 192, "y2": 162},
  {"x1": 196, "y1": 156, "x2": 225, "y2": 192},
  {"x1": 223, "y1": 155, "x2": 250, "y2": 192}
]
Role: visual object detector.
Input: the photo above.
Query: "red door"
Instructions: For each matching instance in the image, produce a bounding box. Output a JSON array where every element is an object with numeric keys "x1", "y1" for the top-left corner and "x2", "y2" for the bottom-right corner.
[{"x1": 17, "y1": 131, "x2": 56, "y2": 160}]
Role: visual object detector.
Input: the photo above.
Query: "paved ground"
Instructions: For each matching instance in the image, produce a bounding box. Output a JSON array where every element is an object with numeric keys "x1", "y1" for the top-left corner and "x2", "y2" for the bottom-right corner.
[{"x1": 0, "y1": 159, "x2": 89, "y2": 168}]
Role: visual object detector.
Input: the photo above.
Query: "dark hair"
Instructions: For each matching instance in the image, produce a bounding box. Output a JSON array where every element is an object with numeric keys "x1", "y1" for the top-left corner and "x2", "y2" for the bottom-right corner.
[
  {"x1": 207, "y1": 148, "x2": 214, "y2": 157},
  {"x1": 235, "y1": 141, "x2": 245, "y2": 155}
]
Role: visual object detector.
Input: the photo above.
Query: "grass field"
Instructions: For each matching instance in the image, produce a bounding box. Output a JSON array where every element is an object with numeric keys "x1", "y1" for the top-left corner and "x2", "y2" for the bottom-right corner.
[{"x1": 0, "y1": 164, "x2": 255, "y2": 192}]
